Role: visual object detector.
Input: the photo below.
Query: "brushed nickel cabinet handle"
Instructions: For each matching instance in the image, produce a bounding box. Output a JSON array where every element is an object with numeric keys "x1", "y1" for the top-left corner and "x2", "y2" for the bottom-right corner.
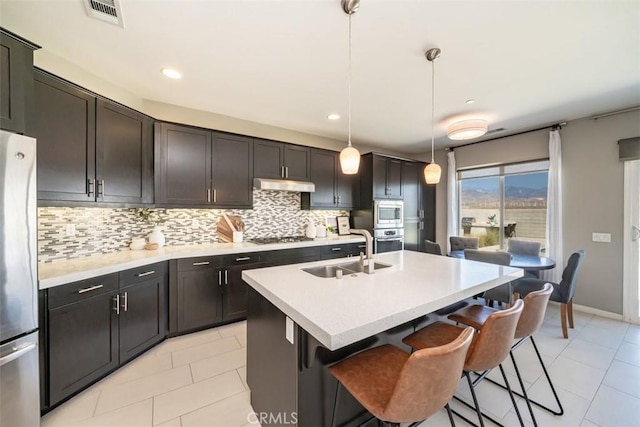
[
  {"x1": 285, "y1": 166, "x2": 289, "y2": 178},
  {"x1": 192, "y1": 261, "x2": 210, "y2": 266},
  {"x1": 113, "y1": 294, "x2": 120, "y2": 315},
  {"x1": 207, "y1": 189, "x2": 211, "y2": 203},
  {"x1": 224, "y1": 270, "x2": 228, "y2": 285},
  {"x1": 97, "y1": 180, "x2": 105, "y2": 197},
  {"x1": 77, "y1": 284, "x2": 103, "y2": 294},
  {"x1": 218, "y1": 270, "x2": 222, "y2": 285},
  {"x1": 281, "y1": 166, "x2": 285, "y2": 178},
  {"x1": 235, "y1": 257, "x2": 251, "y2": 261},
  {"x1": 331, "y1": 247, "x2": 342, "y2": 251},
  {"x1": 137, "y1": 270, "x2": 155, "y2": 277},
  {"x1": 213, "y1": 189, "x2": 217, "y2": 203},
  {"x1": 122, "y1": 291, "x2": 128, "y2": 312},
  {"x1": 87, "y1": 179, "x2": 95, "y2": 198}
]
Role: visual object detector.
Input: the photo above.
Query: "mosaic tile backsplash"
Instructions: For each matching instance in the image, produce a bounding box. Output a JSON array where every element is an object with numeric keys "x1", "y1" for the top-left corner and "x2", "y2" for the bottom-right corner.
[{"x1": 38, "y1": 190, "x2": 348, "y2": 263}]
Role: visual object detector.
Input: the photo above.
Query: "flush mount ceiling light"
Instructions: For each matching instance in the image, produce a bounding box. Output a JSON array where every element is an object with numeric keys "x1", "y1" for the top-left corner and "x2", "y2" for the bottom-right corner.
[
  {"x1": 327, "y1": 114, "x2": 341, "y2": 120},
  {"x1": 447, "y1": 119, "x2": 488, "y2": 140},
  {"x1": 339, "y1": 0, "x2": 361, "y2": 175},
  {"x1": 161, "y1": 68, "x2": 182, "y2": 79},
  {"x1": 423, "y1": 47, "x2": 441, "y2": 185}
]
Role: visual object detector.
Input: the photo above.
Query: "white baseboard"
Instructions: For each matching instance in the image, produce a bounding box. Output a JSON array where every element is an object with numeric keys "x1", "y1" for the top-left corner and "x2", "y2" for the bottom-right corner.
[{"x1": 548, "y1": 301, "x2": 623, "y2": 321}]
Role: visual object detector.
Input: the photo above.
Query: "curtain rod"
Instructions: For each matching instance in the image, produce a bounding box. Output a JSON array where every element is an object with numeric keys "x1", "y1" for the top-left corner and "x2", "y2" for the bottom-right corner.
[{"x1": 449, "y1": 122, "x2": 565, "y2": 151}]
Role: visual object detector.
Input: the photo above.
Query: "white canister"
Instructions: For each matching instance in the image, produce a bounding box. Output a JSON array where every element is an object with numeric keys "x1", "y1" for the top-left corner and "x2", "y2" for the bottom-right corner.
[
  {"x1": 148, "y1": 226, "x2": 166, "y2": 247},
  {"x1": 233, "y1": 231, "x2": 243, "y2": 243},
  {"x1": 130, "y1": 238, "x2": 146, "y2": 251},
  {"x1": 316, "y1": 226, "x2": 327, "y2": 238},
  {"x1": 306, "y1": 220, "x2": 317, "y2": 238}
]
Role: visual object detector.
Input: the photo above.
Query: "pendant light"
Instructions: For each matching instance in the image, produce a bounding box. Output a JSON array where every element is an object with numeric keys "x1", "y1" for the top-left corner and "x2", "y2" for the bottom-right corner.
[
  {"x1": 424, "y1": 48, "x2": 442, "y2": 184},
  {"x1": 339, "y1": 0, "x2": 360, "y2": 175}
]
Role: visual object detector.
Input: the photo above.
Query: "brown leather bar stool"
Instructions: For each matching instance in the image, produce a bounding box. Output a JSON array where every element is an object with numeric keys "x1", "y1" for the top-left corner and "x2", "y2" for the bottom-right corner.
[
  {"x1": 329, "y1": 326, "x2": 474, "y2": 427},
  {"x1": 449, "y1": 284, "x2": 558, "y2": 426},
  {"x1": 403, "y1": 299, "x2": 524, "y2": 427}
]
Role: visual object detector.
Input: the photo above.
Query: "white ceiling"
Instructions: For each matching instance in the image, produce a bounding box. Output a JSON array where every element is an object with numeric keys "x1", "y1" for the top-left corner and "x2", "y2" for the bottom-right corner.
[{"x1": 2, "y1": 0, "x2": 639, "y2": 154}]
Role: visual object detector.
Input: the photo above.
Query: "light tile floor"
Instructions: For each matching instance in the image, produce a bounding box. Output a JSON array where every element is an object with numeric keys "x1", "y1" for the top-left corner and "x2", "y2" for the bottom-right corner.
[{"x1": 41, "y1": 304, "x2": 640, "y2": 427}]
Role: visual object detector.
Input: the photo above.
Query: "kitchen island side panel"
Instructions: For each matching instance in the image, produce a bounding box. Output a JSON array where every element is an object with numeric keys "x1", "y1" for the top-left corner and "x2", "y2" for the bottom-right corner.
[{"x1": 247, "y1": 287, "x2": 298, "y2": 426}]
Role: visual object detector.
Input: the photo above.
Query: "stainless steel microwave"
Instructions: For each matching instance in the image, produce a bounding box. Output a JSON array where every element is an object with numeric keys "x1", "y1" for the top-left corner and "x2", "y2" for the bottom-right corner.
[{"x1": 374, "y1": 200, "x2": 403, "y2": 228}]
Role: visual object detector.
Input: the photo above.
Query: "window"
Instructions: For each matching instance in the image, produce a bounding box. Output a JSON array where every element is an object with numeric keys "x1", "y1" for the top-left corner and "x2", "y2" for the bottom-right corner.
[{"x1": 458, "y1": 160, "x2": 549, "y2": 250}]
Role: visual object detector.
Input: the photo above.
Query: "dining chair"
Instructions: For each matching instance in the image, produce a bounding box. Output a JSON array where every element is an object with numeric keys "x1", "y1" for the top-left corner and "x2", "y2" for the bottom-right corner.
[
  {"x1": 507, "y1": 239, "x2": 541, "y2": 256},
  {"x1": 424, "y1": 240, "x2": 443, "y2": 255},
  {"x1": 448, "y1": 284, "x2": 558, "y2": 426},
  {"x1": 403, "y1": 299, "x2": 525, "y2": 427},
  {"x1": 463, "y1": 249, "x2": 513, "y2": 306},
  {"x1": 329, "y1": 327, "x2": 474, "y2": 427},
  {"x1": 449, "y1": 236, "x2": 479, "y2": 252},
  {"x1": 513, "y1": 250, "x2": 585, "y2": 338}
]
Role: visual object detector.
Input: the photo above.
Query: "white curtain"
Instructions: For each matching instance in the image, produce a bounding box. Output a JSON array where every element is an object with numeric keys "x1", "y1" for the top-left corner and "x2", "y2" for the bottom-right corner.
[
  {"x1": 544, "y1": 130, "x2": 564, "y2": 283},
  {"x1": 447, "y1": 150, "x2": 458, "y2": 253}
]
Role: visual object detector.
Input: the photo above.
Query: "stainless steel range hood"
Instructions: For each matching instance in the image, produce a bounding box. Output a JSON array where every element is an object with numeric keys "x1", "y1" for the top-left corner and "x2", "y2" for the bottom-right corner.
[{"x1": 253, "y1": 178, "x2": 315, "y2": 192}]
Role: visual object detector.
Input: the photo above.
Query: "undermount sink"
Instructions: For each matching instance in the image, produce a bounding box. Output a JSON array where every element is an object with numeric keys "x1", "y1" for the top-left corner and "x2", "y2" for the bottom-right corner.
[{"x1": 302, "y1": 261, "x2": 391, "y2": 278}]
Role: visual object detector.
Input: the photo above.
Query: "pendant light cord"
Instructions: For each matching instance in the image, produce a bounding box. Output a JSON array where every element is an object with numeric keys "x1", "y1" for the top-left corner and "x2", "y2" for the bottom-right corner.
[
  {"x1": 348, "y1": 13, "x2": 353, "y2": 147},
  {"x1": 430, "y1": 57, "x2": 435, "y2": 163}
]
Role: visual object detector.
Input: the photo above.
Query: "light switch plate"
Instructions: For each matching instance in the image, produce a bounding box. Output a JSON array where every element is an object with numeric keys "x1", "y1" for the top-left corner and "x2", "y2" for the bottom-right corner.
[
  {"x1": 592, "y1": 232, "x2": 611, "y2": 243},
  {"x1": 285, "y1": 316, "x2": 294, "y2": 344}
]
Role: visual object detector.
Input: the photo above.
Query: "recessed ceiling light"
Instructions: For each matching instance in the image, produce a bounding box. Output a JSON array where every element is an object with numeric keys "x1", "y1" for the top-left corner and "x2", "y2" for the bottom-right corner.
[
  {"x1": 465, "y1": 99, "x2": 475, "y2": 104},
  {"x1": 327, "y1": 114, "x2": 341, "y2": 120},
  {"x1": 161, "y1": 68, "x2": 182, "y2": 79}
]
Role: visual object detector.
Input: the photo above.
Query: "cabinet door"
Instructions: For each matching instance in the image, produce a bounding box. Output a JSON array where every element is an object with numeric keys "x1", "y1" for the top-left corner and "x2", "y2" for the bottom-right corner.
[
  {"x1": 0, "y1": 32, "x2": 34, "y2": 134},
  {"x1": 308, "y1": 149, "x2": 337, "y2": 208},
  {"x1": 119, "y1": 277, "x2": 165, "y2": 364},
  {"x1": 336, "y1": 161, "x2": 358, "y2": 209},
  {"x1": 176, "y1": 267, "x2": 222, "y2": 332},
  {"x1": 155, "y1": 123, "x2": 211, "y2": 206},
  {"x1": 211, "y1": 132, "x2": 253, "y2": 208},
  {"x1": 223, "y1": 263, "x2": 262, "y2": 322},
  {"x1": 372, "y1": 155, "x2": 389, "y2": 198},
  {"x1": 96, "y1": 99, "x2": 153, "y2": 204},
  {"x1": 253, "y1": 139, "x2": 284, "y2": 179},
  {"x1": 401, "y1": 162, "x2": 420, "y2": 251},
  {"x1": 48, "y1": 291, "x2": 118, "y2": 406},
  {"x1": 387, "y1": 159, "x2": 403, "y2": 199},
  {"x1": 283, "y1": 145, "x2": 310, "y2": 181},
  {"x1": 33, "y1": 72, "x2": 96, "y2": 202}
]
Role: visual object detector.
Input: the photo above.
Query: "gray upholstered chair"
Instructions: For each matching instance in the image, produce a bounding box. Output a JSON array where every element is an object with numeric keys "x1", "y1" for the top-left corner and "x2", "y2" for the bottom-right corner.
[
  {"x1": 464, "y1": 249, "x2": 513, "y2": 305},
  {"x1": 449, "y1": 236, "x2": 479, "y2": 252},
  {"x1": 424, "y1": 240, "x2": 442, "y2": 255},
  {"x1": 513, "y1": 250, "x2": 586, "y2": 338},
  {"x1": 507, "y1": 239, "x2": 541, "y2": 256}
]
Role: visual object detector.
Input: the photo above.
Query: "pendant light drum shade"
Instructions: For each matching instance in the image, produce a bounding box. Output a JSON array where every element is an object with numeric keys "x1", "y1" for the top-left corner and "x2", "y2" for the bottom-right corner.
[
  {"x1": 340, "y1": 146, "x2": 361, "y2": 175},
  {"x1": 447, "y1": 119, "x2": 488, "y2": 140}
]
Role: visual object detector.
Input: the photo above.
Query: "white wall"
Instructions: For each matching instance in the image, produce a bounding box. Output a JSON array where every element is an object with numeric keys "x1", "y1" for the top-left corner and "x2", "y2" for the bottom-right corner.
[{"x1": 435, "y1": 110, "x2": 640, "y2": 314}]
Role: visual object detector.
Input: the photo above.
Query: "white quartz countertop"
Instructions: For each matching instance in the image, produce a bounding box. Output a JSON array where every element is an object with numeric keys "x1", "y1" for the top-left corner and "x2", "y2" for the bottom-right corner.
[
  {"x1": 38, "y1": 236, "x2": 365, "y2": 290},
  {"x1": 242, "y1": 250, "x2": 523, "y2": 351}
]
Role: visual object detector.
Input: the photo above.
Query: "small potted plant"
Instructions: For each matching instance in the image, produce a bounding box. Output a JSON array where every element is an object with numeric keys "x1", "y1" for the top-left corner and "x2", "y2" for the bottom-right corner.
[{"x1": 133, "y1": 208, "x2": 167, "y2": 247}]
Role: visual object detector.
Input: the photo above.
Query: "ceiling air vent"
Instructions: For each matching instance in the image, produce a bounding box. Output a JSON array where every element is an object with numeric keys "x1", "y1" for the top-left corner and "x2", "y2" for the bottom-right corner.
[
  {"x1": 486, "y1": 127, "x2": 506, "y2": 135},
  {"x1": 83, "y1": 0, "x2": 125, "y2": 28}
]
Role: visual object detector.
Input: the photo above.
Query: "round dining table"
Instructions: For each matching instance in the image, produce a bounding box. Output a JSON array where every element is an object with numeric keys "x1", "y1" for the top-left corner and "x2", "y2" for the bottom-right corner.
[{"x1": 448, "y1": 250, "x2": 556, "y2": 271}]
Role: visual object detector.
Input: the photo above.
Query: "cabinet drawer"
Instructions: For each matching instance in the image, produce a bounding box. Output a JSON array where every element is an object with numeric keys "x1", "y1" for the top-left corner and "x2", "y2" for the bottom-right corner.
[
  {"x1": 176, "y1": 257, "x2": 220, "y2": 272},
  {"x1": 48, "y1": 273, "x2": 118, "y2": 309},
  {"x1": 221, "y1": 253, "x2": 260, "y2": 267},
  {"x1": 261, "y1": 247, "x2": 319, "y2": 264},
  {"x1": 119, "y1": 262, "x2": 166, "y2": 286}
]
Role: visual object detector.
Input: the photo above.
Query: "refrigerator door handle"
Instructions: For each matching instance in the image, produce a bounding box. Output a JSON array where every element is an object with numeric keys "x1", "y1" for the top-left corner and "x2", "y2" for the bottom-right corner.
[{"x1": 0, "y1": 342, "x2": 37, "y2": 368}]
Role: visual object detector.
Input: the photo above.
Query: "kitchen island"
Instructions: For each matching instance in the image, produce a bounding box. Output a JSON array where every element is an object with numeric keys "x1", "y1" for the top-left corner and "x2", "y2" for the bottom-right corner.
[{"x1": 242, "y1": 250, "x2": 522, "y2": 426}]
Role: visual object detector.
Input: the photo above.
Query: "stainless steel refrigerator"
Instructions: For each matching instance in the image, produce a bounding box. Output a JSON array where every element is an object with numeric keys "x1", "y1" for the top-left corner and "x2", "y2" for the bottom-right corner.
[{"x1": 0, "y1": 129, "x2": 40, "y2": 427}]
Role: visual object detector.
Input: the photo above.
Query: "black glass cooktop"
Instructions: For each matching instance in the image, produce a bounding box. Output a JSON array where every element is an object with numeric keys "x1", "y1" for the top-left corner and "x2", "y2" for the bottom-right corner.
[{"x1": 251, "y1": 236, "x2": 314, "y2": 244}]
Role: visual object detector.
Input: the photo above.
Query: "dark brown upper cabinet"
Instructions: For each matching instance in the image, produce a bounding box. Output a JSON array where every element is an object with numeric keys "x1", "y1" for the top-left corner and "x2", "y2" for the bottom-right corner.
[
  {"x1": 32, "y1": 71, "x2": 153, "y2": 204},
  {"x1": 372, "y1": 154, "x2": 402, "y2": 199},
  {"x1": 301, "y1": 148, "x2": 358, "y2": 210},
  {"x1": 253, "y1": 139, "x2": 310, "y2": 181},
  {"x1": 155, "y1": 122, "x2": 253, "y2": 209},
  {"x1": 0, "y1": 29, "x2": 38, "y2": 135}
]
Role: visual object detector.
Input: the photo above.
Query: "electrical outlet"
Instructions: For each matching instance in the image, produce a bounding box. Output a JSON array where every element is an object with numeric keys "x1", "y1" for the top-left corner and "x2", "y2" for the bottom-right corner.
[
  {"x1": 191, "y1": 219, "x2": 199, "y2": 229},
  {"x1": 592, "y1": 232, "x2": 611, "y2": 243},
  {"x1": 65, "y1": 223, "x2": 76, "y2": 237}
]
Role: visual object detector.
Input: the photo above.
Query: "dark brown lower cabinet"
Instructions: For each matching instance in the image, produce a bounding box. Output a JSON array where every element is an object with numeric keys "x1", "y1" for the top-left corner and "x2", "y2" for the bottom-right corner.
[
  {"x1": 48, "y1": 289, "x2": 119, "y2": 406},
  {"x1": 174, "y1": 257, "x2": 223, "y2": 333},
  {"x1": 44, "y1": 265, "x2": 167, "y2": 410},
  {"x1": 221, "y1": 253, "x2": 263, "y2": 323}
]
